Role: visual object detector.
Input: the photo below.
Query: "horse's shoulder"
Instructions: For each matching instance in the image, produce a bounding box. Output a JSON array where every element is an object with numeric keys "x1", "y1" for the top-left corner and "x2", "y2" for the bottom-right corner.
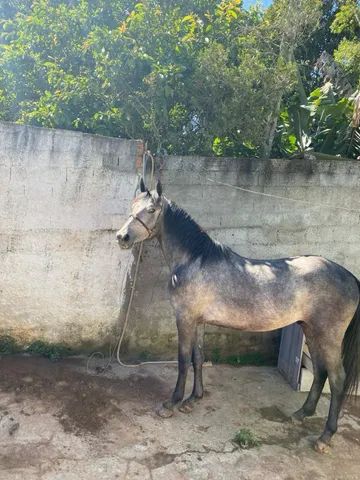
[{"x1": 169, "y1": 261, "x2": 198, "y2": 291}]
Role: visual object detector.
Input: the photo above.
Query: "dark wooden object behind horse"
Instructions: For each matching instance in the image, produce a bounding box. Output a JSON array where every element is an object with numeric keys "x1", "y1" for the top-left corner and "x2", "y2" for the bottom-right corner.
[{"x1": 116, "y1": 179, "x2": 360, "y2": 453}]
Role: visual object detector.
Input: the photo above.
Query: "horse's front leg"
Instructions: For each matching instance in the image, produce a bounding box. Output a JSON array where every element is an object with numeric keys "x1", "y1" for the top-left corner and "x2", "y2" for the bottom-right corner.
[
  {"x1": 157, "y1": 315, "x2": 196, "y2": 418},
  {"x1": 178, "y1": 324, "x2": 204, "y2": 413}
]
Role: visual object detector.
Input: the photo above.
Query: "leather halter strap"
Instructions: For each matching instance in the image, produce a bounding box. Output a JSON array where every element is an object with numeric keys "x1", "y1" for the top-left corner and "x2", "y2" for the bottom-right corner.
[{"x1": 129, "y1": 202, "x2": 163, "y2": 238}]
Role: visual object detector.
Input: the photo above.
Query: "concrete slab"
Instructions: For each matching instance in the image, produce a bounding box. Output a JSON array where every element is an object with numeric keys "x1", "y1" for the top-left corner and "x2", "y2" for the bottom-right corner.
[{"x1": 0, "y1": 356, "x2": 359, "y2": 479}]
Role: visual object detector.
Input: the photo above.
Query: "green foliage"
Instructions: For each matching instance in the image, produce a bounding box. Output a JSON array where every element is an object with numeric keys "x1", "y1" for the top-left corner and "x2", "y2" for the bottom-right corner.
[
  {"x1": 0, "y1": 335, "x2": 21, "y2": 355},
  {"x1": 0, "y1": 0, "x2": 358, "y2": 158},
  {"x1": 233, "y1": 428, "x2": 261, "y2": 449},
  {"x1": 0, "y1": 336, "x2": 72, "y2": 360},
  {"x1": 331, "y1": 0, "x2": 360, "y2": 87},
  {"x1": 297, "y1": 1, "x2": 342, "y2": 65},
  {"x1": 334, "y1": 38, "x2": 360, "y2": 84},
  {"x1": 225, "y1": 352, "x2": 277, "y2": 366},
  {"x1": 210, "y1": 348, "x2": 276, "y2": 366},
  {"x1": 306, "y1": 84, "x2": 357, "y2": 155},
  {"x1": 331, "y1": 0, "x2": 360, "y2": 35},
  {"x1": 0, "y1": 0, "x2": 322, "y2": 156},
  {"x1": 275, "y1": 82, "x2": 360, "y2": 158},
  {"x1": 26, "y1": 340, "x2": 73, "y2": 361}
]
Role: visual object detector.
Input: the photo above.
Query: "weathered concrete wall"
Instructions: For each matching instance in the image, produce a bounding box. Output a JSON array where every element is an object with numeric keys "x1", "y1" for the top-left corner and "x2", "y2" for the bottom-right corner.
[
  {"x1": 127, "y1": 155, "x2": 360, "y2": 360},
  {"x1": 0, "y1": 121, "x2": 143, "y2": 349},
  {"x1": 2, "y1": 121, "x2": 360, "y2": 360}
]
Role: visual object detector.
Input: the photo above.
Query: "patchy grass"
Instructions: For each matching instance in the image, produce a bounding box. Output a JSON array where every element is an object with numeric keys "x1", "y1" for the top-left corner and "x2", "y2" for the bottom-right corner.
[
  {"x1": 0, "y1": 336, "x2": 73, "y2": 361},
  {"x1": 210, "y1": 347, "x2": 222, "y2": 363},
  {"x1": 0, "y1": 335, "x2": 21, "y2": 355},
  {"x1": 26, "y1": 341, "x2": 73, "y2": 361},
  {"x1": 138, "y1": 350, "x2": 152, "y2": 362},
  {"x1": 210, "y1": 348, "x2": 276, "y2": 366},
  {"x1": 233, "y1": 429, "x2": 261, "y2": 449}
]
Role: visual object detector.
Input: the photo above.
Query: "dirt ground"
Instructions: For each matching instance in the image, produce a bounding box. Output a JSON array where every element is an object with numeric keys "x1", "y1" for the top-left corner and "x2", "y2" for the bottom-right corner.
[{"x1": 0, "y1": 356, "x2": 359, "y2": 480}]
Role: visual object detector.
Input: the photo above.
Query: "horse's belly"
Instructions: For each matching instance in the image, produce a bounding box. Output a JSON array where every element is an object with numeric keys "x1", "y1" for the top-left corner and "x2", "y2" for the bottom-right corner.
[
  {"x1": 171, "y1": 278, "x2": 313, "y2": 332},
  {"x1": 200, "y1": 299, "x2": 305, "y2": 332}
]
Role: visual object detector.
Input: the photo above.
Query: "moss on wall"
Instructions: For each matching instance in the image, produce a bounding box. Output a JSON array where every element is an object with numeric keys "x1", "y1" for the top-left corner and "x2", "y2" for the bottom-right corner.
[
  {"x1": 208, "y1": 348, "x2": 277, "y2": 366},
  {"x1": 0, "y1": 335, "x2": 74, "y2": 361},
  {"x1": 0, "y1": 335, "x2": 21, "y2": 355}
]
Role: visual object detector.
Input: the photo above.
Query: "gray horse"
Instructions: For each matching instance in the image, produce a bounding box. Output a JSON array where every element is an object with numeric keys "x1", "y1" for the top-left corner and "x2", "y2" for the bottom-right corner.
[{"x1": 116, "y1": 178, "x2": 360, "y2": 453}]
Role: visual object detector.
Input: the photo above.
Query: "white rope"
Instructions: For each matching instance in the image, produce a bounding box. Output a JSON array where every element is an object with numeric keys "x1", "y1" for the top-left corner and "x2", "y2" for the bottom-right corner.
[
  {"x1": 115, "y1": 240, "x2": 177, "y2": 368},
  {"x1": 87, "y1": 150, "x2": 177, "y2": 373},
  {"x1": 114, "y1": 150, "x2": 177, "y2": 367},
  {"x1": 207, "y1": 178, "x2": 360, "y2": 214}
]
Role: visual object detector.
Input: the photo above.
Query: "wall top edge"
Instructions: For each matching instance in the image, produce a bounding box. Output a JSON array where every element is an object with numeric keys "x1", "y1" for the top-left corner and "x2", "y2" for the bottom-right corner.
[{"x1": 0, "y1": 121, "x2": 143, "y2": 146}]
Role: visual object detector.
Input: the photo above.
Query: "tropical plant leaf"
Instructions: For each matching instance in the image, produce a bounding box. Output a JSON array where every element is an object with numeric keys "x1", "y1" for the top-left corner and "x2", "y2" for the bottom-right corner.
[{"x1": 346, "y1": 126, "x2": 360, "y2": 157}]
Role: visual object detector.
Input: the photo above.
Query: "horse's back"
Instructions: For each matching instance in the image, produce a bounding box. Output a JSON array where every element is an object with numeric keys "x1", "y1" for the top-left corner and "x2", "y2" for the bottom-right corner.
[
  {"x1": 169, "y1": 251, "x2": 359, "y2": 332},
  {"x1": 225, "y1": 251, "x2": 357, "y2": 298}
]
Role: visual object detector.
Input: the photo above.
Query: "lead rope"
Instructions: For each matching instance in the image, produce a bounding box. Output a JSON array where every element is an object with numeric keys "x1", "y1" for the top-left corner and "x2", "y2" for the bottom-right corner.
[
  {"x1": 87, "y1": 150, "x2": 177, "y2": 373},
  {"x1": 115, "y1": 150, "x2": 177, "y2": 367}
]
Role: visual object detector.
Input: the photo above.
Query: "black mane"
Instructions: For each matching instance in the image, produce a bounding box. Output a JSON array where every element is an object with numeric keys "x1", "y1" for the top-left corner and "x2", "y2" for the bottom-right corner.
[{"x1": 163, "y1": 201, "x2": 229, "y2": 264}]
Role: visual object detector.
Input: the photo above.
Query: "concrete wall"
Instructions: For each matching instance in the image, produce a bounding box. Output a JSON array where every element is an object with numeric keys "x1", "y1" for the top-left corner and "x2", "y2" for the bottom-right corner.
[
  {"x1": 1, "y1": 121, "x2": 360, "y2": 361},
  {"x1": 0, "y1": 121, "x2": 143, "y2": 349},
  {"x1": 127, "y1": 155, "x2": 360, "y2": 360}
]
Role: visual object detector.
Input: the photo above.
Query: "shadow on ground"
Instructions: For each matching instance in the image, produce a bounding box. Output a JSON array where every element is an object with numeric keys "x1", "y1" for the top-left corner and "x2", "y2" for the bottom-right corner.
[{"x1": 0, "y1": 356, "x2": 359, "y2": 479}]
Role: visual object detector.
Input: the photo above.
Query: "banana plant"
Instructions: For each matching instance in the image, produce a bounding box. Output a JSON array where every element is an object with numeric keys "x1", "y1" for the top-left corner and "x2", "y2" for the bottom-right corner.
[{"x1": 276, "y1": 82, "x2": 360, "y2": 159}]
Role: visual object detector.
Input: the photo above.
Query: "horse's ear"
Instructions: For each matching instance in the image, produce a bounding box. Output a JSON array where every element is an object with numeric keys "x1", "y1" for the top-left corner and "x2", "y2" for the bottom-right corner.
[
  {"x1": 156, "y1": 179, "x2": 162, "y2": 197},
  {"x1": 140, "y1": 177, "x2": 146, "y2": 193}
]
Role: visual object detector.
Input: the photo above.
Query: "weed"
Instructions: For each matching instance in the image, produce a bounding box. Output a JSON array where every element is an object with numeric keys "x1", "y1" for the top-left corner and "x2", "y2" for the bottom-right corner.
[
  {"x1": 26, "y1": 341, "x2": 72, "y2": 361},
  {"x1": 0, "y1": 336, "x2": 21, "y2": 355},
  {"x1": 233, "y1": 428, "x2": 261, "y2": 449},
  {"x1": 210, "y1": 350, "x2": 276, "y2": 366}
]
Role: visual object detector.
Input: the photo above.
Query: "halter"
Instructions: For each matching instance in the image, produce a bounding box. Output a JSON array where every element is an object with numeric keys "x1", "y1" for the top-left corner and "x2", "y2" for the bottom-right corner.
[{"x1": 129, "y1": 202, "x2": 163, "y2": 238}]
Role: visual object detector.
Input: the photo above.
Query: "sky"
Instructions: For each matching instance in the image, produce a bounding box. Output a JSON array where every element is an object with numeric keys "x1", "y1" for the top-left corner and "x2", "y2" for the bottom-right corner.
[{"x1": 243, "y1": 0, "x2": 272, "y2": 9}]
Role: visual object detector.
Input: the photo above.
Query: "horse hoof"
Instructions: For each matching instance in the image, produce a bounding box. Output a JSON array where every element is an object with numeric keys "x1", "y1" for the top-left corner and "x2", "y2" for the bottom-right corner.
[
  {"x1": 156, "y1": 405, "x2": 174, "y2": 418},
  {"x1": 290, "y1": 409, "x2": 306, "y2": 424},
  {"x1": 314, "y1": 439, "x2": 329, "y2": 454},
  {"x1": 178, "y1": 401, "x2": 194, "y2": 414}
]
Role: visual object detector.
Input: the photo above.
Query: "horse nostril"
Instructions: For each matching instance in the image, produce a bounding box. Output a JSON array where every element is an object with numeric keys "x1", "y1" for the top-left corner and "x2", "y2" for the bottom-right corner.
[{"x1": 116, "y1": 232, "x2": 129, "y2": 243}]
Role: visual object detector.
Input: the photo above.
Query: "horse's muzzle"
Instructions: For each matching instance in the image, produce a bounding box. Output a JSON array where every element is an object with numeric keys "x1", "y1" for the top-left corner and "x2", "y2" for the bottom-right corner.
[{"x1": 116, "y1": 232, "x2": 132, "y2": 249}]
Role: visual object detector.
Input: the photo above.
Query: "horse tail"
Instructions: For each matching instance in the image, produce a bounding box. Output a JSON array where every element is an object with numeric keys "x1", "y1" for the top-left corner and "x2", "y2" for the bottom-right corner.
[{"x1": 342, "y1": 278, "x2": 360, "y2": 398}]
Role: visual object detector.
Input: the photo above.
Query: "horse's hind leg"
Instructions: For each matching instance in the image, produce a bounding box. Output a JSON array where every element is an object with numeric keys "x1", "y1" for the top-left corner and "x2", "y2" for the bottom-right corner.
[
  {"x1": 178, "y1": 324, "x2": 204, "y2": 413},
  {"x1": 292, "y1": 327, "x2": 328, "y2": 422},
  {"x1": 291, "y1": 322, "x2": 347, "y2": 452},
  {"x1": 314, "y1": 344, "x2": 346, "y2": 453}
]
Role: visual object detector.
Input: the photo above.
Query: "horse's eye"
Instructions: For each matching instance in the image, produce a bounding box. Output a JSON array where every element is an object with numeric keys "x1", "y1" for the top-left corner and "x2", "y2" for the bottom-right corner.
[{"x1": 147, "y1": 207, "x2": 155, "y2": 214}]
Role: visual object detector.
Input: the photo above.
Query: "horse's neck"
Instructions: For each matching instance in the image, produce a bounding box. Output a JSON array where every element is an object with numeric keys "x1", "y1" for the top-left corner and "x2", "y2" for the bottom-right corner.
[
  {"x1": 156, "y1": 198, "x2": 218, "y2": 271},
  {"x1": 159, "y1": 236, "x2": 188, "y2": 271},
  {"x1": 157, "y1": 200, "x2": 190, "y2": 271}
]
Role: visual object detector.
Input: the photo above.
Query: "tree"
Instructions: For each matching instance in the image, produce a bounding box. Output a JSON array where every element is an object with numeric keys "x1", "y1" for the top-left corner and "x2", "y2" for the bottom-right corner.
[
  {"x1": 259, "y1": 0, "x2": 322, "y2": 157},
  {"x1": 331, "y1": 0, "x2": 360, "y2": 88},
  {"x1": 0, "y1": 0, "x2": 357, "y2": 158}
]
